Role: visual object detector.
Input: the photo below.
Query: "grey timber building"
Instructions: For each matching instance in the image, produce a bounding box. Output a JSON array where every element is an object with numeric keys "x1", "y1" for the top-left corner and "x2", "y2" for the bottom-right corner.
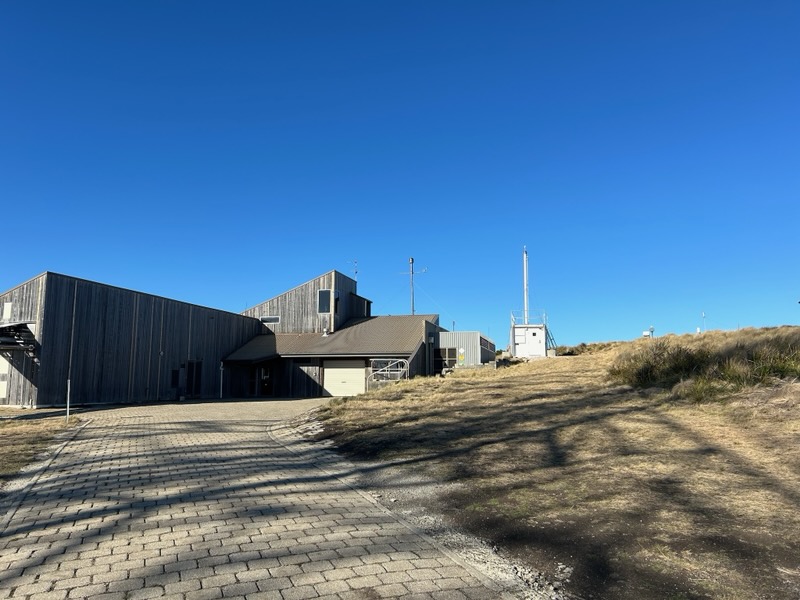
[
  {"x1": 0, "y1": 272, "x2": 262, "y2": 407},
  {"x1": 0, "y1": 270, "x2": 494, "y2": 408}
]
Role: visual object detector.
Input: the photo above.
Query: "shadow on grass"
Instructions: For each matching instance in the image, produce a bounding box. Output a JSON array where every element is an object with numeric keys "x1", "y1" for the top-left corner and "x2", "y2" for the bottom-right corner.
[{"x1": 318, "y1": 374, "x2": 800, "y2": 600}]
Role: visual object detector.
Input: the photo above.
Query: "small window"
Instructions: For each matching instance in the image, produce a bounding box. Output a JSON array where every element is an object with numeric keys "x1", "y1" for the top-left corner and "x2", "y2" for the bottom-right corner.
[
  {"x1": 260, "y1": 316, "x2": 280, "y2": 324},
  {"x1": 318, "y1": 290, "x2": 331, "y2": 313}
]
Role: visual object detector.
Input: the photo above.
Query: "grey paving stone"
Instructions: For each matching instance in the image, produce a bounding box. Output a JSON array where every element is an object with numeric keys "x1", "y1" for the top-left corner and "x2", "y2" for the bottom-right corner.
[
  {"x1": 22, "y1": 592, "x2": 69, "y2": 600},
  {"x1": 378, "y1": 570, "x2": 413, "y2": 585},
  {"x1": 431, "y1": 591, "x2": 470, "y2": 600},
  {"x1": 314, "y1": 578, "x2": 351, "y2": 595},
  {"x1": 0, "y1": 402, "x2": 511, "y2": 600},
  {"x1": 255, "y1": 575, "x2": 291, "y2": 592},
  {"x1": 11, "y1": 582, "x2": 57, "y2": 597},
  {"x1": 353, "y1": 563, "x2": 388, "y2": 576},
  {"x1": 280, "y1": 585, "x2": 321, "y2": 600},
  {"x1": 374, "y1": 582, "x2": 411, "y2": 597},
  {"x1": 220, "y1": 581, "x2": 259, "y2": 597},
  {"x1": 67, "y1": 583, "x2": 110, "y2": 598},
  {"x1": 348, "y1": 574, "x2": 384, "y2": 589}
]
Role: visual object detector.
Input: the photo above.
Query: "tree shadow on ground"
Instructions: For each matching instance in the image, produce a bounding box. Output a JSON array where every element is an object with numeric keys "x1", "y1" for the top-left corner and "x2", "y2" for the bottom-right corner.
[
  {"x1": 318, "y1": 370, "x2": 800, "y2": 600},
  {"x1": 1, "y1": 414, "x2": 489, "y2": 598}
]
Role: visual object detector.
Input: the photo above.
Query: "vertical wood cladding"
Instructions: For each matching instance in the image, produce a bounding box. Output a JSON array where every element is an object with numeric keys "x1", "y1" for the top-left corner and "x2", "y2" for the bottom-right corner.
[
  {"x1": 1, "y1": 273, "x2": 263, "y2": 407},
  {"x1": 278, "y1": 359, "x2": 322, "y2": 398},
  {"x1": 241, "y1": 271, "x2": 364, "y2": 333}
]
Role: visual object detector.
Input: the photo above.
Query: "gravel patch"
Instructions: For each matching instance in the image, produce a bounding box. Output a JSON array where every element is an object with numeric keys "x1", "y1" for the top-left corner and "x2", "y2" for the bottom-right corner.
[{"x1": 294, "y1": 408, "x2": 574, "y2": 600}]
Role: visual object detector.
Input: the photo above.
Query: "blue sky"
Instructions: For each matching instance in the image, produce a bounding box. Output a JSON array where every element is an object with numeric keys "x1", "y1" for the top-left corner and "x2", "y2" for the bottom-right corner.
[{"x1": 2, "y1": 1, "x2": 798, "y2": 346}]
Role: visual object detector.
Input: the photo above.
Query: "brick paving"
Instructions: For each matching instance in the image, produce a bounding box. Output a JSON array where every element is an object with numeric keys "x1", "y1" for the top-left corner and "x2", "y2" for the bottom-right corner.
[{"x1": 0, "y1": 401, "x2": 511, "y2": 599}]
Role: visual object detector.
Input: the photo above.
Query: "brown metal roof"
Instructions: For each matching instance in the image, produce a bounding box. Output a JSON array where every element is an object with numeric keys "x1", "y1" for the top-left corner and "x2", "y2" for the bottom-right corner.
[
  {"x1": 224, "y1": 334, "x2": 278, "y2": 363},
  {"x1": 225, "y1": 315, "x2": 437, "y2": 363}
]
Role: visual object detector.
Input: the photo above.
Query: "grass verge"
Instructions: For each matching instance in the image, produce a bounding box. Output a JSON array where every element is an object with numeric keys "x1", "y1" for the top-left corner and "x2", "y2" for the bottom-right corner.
[{"x1": 0, "y1": 409, "x2": 81, "y2": 490}]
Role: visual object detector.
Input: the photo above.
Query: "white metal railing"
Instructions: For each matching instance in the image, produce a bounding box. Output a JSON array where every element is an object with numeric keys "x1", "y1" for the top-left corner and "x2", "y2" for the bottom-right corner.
[
  {"x1": 367, "y1": 359, "x2": 409, "y2": 384},
  {"x1": 510, "y1": 310, "x2": 547, "y2": 326}
]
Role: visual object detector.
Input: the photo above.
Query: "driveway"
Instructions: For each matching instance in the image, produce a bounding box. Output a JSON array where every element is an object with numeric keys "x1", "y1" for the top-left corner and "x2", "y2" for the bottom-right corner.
[{"x1": 0, "y1": 400, "x2": 512, "y2": 599}]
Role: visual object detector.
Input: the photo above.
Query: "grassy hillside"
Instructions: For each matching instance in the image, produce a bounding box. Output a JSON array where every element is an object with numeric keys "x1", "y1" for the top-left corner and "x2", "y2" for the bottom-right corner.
[{"x1": 316, "y1": 326, "x2": 800, "y2": 599}]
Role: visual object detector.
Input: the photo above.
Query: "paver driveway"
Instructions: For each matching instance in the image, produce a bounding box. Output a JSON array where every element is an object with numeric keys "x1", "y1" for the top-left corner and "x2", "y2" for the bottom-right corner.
[{"x1": 0, "y1": 401, "x2": 508, "y2": 599}]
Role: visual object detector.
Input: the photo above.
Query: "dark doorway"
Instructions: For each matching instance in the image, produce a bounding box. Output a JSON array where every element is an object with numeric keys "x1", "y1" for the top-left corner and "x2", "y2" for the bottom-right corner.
[
  {"x1": 249, "y1": 364, "x2": 274, "y2": 397},
  {"x1": 258, "y1": 365, "x2": 273, "y2": 396}
]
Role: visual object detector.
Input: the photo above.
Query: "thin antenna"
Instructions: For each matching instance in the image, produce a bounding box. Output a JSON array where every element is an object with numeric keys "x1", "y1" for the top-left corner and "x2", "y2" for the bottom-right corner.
[
  {"x1": 410, "y1": 257, "x2": 415, "y2": 315},
  {"x1": 404, "y1": 257, "x2": 427, "y2": 315},
  {"x1": 349, "y1": 259, "x2": 358, "y2": 281}
]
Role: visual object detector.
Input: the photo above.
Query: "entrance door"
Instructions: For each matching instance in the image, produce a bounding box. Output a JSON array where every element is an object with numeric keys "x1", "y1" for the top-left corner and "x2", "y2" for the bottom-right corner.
[
  {"x1": 258, "y1": 365, "x2": 273, "y2": 396},
  {"x1": 249, "y1": 364, "x2": 274, "y2": 397}
]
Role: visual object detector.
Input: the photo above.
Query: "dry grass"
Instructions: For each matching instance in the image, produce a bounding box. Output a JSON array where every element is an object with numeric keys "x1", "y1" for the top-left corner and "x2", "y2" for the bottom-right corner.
[
  {"x1": 609, "y1": 327, "x2": 800, "y2": 399},
  {"x1": 317, "y1": 330, "x2": 800, "y2": 599},
  {"x1": 0, "y1": 409, "x2": 81, "y2": 490}
]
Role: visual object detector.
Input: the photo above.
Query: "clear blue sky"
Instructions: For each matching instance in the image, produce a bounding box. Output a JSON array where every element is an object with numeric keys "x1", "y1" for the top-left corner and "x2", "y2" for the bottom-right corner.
[{"x1": 2, "y1": 1, "x2": 798, "y2": 347}]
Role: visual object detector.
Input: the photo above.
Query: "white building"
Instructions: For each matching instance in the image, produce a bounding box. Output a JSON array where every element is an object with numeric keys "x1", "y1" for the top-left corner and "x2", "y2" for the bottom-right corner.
[
  {"x1": 508, "y1": 247, "x2": 554, "y2": 359},
  {"x1": 510, "y1": 322, "x2": 548, "y2": 358}
]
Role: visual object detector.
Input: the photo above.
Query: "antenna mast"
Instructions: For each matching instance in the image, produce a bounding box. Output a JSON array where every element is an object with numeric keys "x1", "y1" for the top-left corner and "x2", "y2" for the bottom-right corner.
[
  {"x1": 409, "y1": 257, "x2": 415, "y2": 315},
  {"x1": 403, "y1": 257, "x2": 426, "y2": 315},
  {"x1": 523, "y1": 246, "x2": 529, "y2": 325}
]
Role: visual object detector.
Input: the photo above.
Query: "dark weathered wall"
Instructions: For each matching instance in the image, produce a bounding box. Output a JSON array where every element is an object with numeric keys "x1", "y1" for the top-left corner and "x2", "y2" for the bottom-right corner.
[
  {"x1": 276, "y1": 359, "x2": 322, "y2": 398},
  {"x1": 241, "y1": 271, "x2": 365, "y2": 334},
  {"x1": 2, "y1": 273, "x2": 264, "y2": 407},
  {"x1": 404, "y1": 320, "x2": 440, "y2": 378}
]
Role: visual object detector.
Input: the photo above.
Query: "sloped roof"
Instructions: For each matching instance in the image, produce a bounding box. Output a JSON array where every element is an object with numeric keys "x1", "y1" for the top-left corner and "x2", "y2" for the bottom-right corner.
[
  {"x1": 225, "y1": 315, "x2": 437, "y2": 363},
  {"x1": 224, "y1": 334, "x2": 278, "y2": 363}
]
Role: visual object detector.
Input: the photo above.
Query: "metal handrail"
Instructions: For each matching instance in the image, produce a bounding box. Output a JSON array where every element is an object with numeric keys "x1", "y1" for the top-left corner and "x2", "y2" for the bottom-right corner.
[
  {"x1": 510, "y1": 310, "x2": 547, "y2": 325},
  {"x1": 367, "y1": 358, "x2": 409, "y2": 383}
]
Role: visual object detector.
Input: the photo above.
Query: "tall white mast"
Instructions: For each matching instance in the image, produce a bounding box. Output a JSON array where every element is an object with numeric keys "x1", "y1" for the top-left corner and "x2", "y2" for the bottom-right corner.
[{"x1": 523, "y1": 246, "x2": 529, "y2": 325}]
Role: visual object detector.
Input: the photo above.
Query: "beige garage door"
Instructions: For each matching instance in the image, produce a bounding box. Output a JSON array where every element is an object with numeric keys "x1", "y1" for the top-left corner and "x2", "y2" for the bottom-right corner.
[{"x1": 323, "y1": 360, "x2": 366, "y2": 397}]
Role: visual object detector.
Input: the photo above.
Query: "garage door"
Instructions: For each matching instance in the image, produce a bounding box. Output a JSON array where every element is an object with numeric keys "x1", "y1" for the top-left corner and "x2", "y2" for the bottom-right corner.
[{"x1": 323, "y1": 360, "x2": 366, "y2": 397}]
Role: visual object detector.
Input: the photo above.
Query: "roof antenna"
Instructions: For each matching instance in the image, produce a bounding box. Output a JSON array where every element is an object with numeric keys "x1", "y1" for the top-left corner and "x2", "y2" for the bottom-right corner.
[
  {"x1": 348, "y1": 259, "x2": 358, "y2": 281},
  {"x1": 405, "y1": 257, "x2": 427, "y2": 315}
]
